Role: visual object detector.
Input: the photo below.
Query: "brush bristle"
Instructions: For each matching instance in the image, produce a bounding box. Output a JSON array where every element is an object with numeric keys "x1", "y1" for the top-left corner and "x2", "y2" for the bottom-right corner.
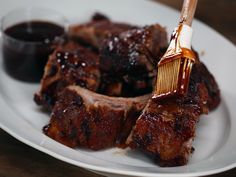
[{"x1": 154, "y1": 57, "x2": 194, "y2": 99}]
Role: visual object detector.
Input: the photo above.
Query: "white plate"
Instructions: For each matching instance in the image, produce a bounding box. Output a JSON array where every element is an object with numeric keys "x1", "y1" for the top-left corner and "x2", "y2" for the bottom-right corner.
[{"x1": 0, "y1": 0, "x2": 236, "y2": 176}]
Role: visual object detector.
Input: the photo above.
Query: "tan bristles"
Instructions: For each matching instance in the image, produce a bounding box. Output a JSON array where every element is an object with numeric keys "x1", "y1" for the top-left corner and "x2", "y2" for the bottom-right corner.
[
  {"x1": 153, "y1": 57, "x2": 194, "y2": 99},
  {"x1": 155, "y1": 59, "x2": 181, "y2": 96}
]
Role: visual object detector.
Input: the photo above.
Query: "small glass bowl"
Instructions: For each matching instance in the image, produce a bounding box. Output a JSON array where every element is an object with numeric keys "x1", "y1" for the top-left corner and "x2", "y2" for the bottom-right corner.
[{"x1": 1, "y1": 7, "x2": 68, "y2": 82}]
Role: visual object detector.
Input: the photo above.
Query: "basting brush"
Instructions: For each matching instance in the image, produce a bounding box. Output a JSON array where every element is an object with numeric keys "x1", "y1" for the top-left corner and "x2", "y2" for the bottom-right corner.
[{"x1": 153, "y1": 0, "x2": 198, "y2": 99}]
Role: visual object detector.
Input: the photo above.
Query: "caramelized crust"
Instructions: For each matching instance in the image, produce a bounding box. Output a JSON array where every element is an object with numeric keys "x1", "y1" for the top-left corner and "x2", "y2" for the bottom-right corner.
[
  {"x1": 34, "y1": 13, "x2": 221, "y2": 167},
  {"x1": 128, "y1": 62, "x2": 220, "y2": 166},
  {"x1": 34, "y1": 41, "x2": 100, "y2": 109},
  {"x1": 69, "y1": 13, "x2": 135, "y2": 50},
  {"x1": 99, "y1": 24, "x2": 167, "y2": 96},
  {"x1": 44, "y1": 85, "x2": 150, "y2": 149},
  {"x1": 35, "y1": 16, "x2": 168, "y2": 109}
]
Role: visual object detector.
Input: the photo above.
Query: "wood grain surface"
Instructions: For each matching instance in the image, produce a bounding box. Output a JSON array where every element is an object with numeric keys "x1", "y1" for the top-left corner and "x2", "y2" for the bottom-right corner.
[{"x1": 0, "y1": 0, "x2": 235, "y2": 177}]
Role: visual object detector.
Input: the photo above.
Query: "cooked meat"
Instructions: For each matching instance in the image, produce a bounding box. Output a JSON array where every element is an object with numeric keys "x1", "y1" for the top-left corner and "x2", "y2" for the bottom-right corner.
[
  {"x1": 99, "y1": 24, "x2": 167, "y2": 96},
  {"x1": 69, "y1": 13, "x2": 135, "y2": 50},
  {"x1": 35, "y1": 18, "x2": 167, "y2": 108},
  {"x1": 34, "y1": 41, "x2": 100, "y2": 109},
  {"x1": 128, "y1": 62, "x2": 220, "y2": 167},
  {"x1": 34, "y1": 13, "x2": 221, "y2": 167},
  {"x1": 196, "y1": 61, "x2": 220, "y2": 110},
  {"x1": 44, "y1": 85, "x2": 150, "y2": 150}
]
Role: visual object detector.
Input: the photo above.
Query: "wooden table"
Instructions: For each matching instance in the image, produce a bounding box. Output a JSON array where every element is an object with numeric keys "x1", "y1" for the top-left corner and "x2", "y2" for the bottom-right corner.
[{"x1": 0, "y1": 1, "x2": 235, "y2": 177}]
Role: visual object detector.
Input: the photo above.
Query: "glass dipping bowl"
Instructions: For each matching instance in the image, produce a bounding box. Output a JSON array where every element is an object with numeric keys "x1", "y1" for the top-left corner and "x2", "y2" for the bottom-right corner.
[{"x1": 1, "y1": 7, "x2": 68, "y2": 82}]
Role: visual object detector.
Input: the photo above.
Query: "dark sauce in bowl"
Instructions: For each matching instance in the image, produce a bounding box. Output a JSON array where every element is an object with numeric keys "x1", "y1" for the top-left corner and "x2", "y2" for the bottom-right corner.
[{"x1": 2, "y1": 21, "x2": 65, "y2": 82}]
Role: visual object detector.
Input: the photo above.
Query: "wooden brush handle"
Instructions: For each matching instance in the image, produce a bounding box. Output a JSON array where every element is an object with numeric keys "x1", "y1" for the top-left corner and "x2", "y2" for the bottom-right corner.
[{"x1": 180, "y1": 0, "x2": 198, "y2": 26}]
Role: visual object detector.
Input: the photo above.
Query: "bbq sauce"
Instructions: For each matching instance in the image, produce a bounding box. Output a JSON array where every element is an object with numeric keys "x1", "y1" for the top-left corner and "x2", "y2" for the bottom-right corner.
[{"x1": 2, "y1": 21, "x2": 65, "y2": 82}]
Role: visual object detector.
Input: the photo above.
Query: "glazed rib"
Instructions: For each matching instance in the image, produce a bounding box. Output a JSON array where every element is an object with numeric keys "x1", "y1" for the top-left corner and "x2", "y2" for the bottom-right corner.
[
  {"x1": 34, "y1": 14, "x2": 221, "y2": 167},
  {"x1": 34, "y1": 41, "x2": 100, "y2": 109},
  {"x1": 44, "y1": 85, "x2": 150, "y2": 150},
  {"x1": 99, "y1": 24, "x2": 167, "y2": 96},
  {"x1": 69, "y1": 13, "x2": 136, "y2": 50},
  {"x1": 128, "y1": 62, "x2": 220, "y2": 167},
  {"x1": 35, "y1": 17, "x2": 168, "y2": 108}
]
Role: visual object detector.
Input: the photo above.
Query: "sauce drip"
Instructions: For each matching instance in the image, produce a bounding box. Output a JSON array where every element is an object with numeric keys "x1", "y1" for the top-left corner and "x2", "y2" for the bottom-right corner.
[{"x1": 3, "y1": 21, "x2": 65, "y2": 82}]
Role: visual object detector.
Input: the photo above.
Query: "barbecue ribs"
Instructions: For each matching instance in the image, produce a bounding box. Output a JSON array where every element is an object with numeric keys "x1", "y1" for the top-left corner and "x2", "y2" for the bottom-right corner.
[
  {"x1": 128, "y1": 62, "x2": 220, "y2": 167},
  {"x1": 69, "y1": 13, "x2": 136, "y2": 50},
  {"x1": 35, "y1": 15, "x2": 168, "y2": 109},
  {"x1": 44, "y1": 85, "x2": 150, "y2": 149},
  {"x1": 99, "y1": 24, "x2": 167, "y2": 96},
  {"x1": 34, "y1": 13, "x2": 220, "y2": 167},
  {"x1": 34, "y1": 41, "x2": 100, "y2": 109}
]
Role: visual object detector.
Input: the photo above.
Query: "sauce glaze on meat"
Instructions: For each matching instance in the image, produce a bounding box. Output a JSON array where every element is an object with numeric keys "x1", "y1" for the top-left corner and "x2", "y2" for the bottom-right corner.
[{"x1": 34, "y1": 13, "x2": 220, "y2": 167}]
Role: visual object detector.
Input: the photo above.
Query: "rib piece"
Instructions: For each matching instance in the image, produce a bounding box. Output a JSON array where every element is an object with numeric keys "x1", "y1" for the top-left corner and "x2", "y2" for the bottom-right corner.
[
  {"x1": 34, "y1": 41, "x2": 100, "y2": 109},
  {"x1": 128, "y1": 62, "x2": 220, "y2": 167},
  {"x1": 196, "y1": 61, "x2": 220, "y2": 110},
  {"x1": 99, "y1": 24, "x2": 167, "y2": 96},
  {"x1": 44, "y1": 85, "x2": 150, "y2": 150},
  {"x1": 69, "y1": 13, "x2": 135, "y2": 50},
  {"x1": 35, "y1": 16, "x2": 160, "y2": 109}
]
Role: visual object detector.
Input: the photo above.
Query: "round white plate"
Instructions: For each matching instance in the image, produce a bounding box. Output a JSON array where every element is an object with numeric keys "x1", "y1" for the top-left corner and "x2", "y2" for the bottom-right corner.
[{"x1": 0, "y1": 0, "x2": 236, "y2": 176}]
